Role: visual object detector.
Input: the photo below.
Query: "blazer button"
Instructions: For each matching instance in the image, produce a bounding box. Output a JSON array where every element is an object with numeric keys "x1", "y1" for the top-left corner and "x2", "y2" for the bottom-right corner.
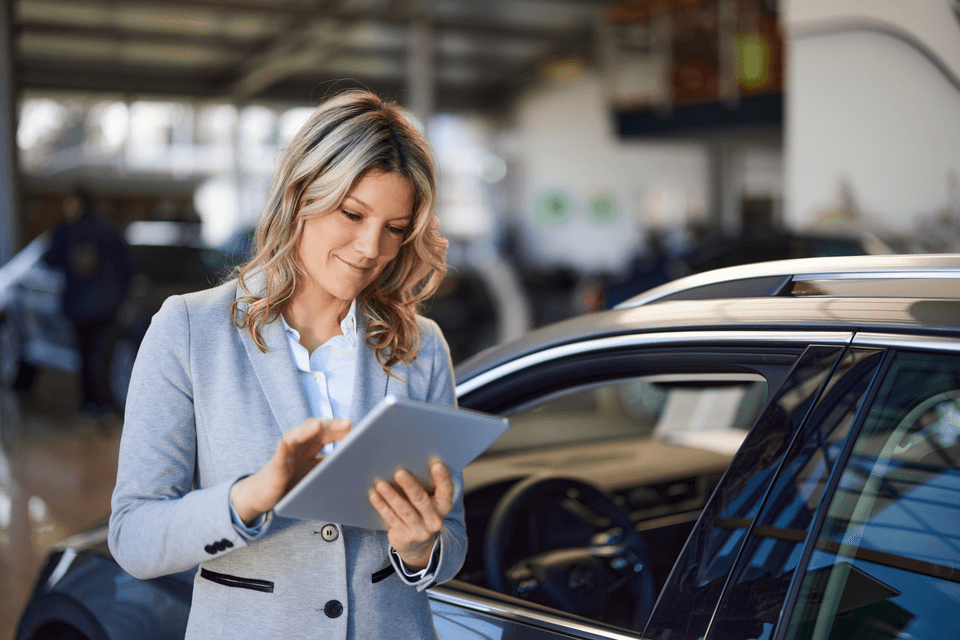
[
  {"x1": 204, "y1": 545, "x2": 216, "y2": 555},
  {"x1": 320, "y1": 524, "x2": 339, "y2": 542},
  {"x1": 324, "y1": 600, "x2": 343, "y2": 618}
]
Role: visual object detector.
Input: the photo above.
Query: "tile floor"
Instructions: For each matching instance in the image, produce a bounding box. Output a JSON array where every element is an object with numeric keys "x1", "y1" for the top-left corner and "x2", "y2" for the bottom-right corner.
[{"x1": 0, "y1": 372, "x2": 122, "y2": 640}]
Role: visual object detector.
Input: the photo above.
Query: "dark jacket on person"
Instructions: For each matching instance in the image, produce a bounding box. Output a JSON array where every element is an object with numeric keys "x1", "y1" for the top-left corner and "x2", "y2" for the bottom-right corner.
[{"x1": 44, "y1": 208, "x2": 133, "y2": 323}]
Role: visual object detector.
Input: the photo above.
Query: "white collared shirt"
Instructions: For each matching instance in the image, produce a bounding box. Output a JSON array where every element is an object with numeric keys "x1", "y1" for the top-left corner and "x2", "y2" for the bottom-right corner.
[{"x1": 281, "y1": 299, "x2": 358, "y2": 445}]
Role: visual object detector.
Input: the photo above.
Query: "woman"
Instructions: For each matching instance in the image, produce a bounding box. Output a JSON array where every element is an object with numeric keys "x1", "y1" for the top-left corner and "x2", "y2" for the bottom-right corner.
[{"x1": 108, "y1": 90, "x2": 466, "y2": 640}]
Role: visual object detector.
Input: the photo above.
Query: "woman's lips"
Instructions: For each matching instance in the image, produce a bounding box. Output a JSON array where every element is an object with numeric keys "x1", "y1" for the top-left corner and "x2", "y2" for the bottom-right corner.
[{"x1": 338, "y1": 256, "x2": 374, "y2": 272}]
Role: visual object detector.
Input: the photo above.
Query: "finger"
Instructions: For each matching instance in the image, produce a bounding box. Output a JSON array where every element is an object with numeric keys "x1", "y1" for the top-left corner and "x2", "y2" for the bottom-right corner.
[
  {"x1": 394, "y1": 469, "x2": 444, "y2": 532},
  {"x1": 323, "y1": 418, "x2": 351, "y2": 444},
  {"x1": 284, "y1": 418, "x2": 326, "y2": 447},
  {"x1": 430, "y1": 460, "x2": 455, "y2": 517},
  {"x1": 375, "y1": 479, "x2": 422, "y2": 526},
  {"x1": 282, "y1": 429, "x2": 328, "y2": 462},
  {"x1": 368, "y1": 489, "x2": 402, "y2": 529}
]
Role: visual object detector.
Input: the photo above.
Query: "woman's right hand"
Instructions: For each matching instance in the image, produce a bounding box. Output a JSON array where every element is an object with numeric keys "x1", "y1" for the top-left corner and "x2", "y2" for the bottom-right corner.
[{"x1": 230, "y1": 418, "x2": 351, "y2": 525}]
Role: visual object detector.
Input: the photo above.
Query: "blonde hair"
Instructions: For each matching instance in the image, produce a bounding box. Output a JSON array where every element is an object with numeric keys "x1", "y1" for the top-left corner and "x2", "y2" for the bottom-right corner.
[{"x1": 232, "y1": 90, "x2": 447, "y2": 370}]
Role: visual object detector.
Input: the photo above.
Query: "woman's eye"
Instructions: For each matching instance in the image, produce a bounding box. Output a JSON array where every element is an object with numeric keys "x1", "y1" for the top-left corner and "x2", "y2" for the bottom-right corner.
[
  {"x1": 342, "y1": 210, "x2": 361, "y2": 221},
  {"x1": 387, "y1": 226, "x2": 406, "y2": 236}
]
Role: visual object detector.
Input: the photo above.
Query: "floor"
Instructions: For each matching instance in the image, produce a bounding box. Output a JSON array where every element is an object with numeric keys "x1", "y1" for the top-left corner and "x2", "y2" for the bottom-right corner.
[{"x1": 0, "y1": 371, "x2": 122, "y2": 640}]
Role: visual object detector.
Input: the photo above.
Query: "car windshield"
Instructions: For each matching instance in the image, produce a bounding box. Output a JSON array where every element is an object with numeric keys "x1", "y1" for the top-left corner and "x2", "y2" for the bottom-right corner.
[{"x1": 483, "y1": 373, "x2": 768, "y2": 456}]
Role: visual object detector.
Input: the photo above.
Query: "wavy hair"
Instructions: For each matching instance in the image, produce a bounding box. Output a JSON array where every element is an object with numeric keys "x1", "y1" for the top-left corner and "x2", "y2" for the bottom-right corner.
[{"x1": 232, "y1": 90, "x2": 447, "y2": 371}]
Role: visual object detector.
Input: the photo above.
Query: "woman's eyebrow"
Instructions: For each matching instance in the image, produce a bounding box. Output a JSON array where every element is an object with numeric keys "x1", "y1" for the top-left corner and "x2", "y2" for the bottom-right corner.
[{"x1": 343, "y1": 195, "x2": 370, "y2": 210}]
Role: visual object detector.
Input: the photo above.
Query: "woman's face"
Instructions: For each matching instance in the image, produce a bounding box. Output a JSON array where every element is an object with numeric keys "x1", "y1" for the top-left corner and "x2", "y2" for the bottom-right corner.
[{"x1": 296, "y1": 170, "x2": 415, "y2": 304}]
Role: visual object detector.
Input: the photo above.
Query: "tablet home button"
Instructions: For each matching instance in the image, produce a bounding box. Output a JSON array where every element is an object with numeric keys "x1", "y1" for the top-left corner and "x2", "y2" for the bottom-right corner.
[{"x1": 320, "y1": 524, "x2": 339, "y2": 542}]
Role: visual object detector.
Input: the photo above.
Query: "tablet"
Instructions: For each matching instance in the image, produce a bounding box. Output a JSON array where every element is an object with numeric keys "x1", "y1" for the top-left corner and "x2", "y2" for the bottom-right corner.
[{"x1": 273, "y1": 396, "x2": 510, "y2": 529}]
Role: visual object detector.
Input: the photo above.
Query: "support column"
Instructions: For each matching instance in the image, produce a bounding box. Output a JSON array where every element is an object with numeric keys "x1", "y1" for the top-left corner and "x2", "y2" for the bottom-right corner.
[
  {"x1": 1, "y1": 0, "x2": 19, "y2": 263},
  {"x1": 407, "y1": 20, "x2": 434, "y2": 128},
  {"x1": 709, "y1": 138, "x2": 742, "y2": 234}
]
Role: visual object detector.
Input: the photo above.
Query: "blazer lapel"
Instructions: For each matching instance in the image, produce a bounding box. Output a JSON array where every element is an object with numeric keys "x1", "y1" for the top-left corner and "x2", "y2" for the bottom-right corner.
[
  {"x1": 349, "y1": 312, "x2": 389, "y2": 423},
  {"x1": 235, "y1": 277, "x2": 312, "y2": 436}
]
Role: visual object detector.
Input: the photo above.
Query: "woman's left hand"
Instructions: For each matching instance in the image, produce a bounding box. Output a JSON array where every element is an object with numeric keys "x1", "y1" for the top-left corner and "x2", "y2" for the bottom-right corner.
[{"x1": 369, "y1": 459, "x2": 454, "y2": 570}]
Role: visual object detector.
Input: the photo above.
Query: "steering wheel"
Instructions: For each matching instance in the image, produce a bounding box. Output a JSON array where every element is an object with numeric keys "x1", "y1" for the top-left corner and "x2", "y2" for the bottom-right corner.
[{"x1": 484, "y1": 475, "x2": 655, "y2": 630}]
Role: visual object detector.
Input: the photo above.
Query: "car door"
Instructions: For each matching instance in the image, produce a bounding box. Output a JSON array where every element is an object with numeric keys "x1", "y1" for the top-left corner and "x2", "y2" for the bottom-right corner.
[
  {"x1": 653, "y1": 339, "x2": 960, "y2": 640},
  {"x1": 764, "y1": 342, "x2": 960, "y2": 640},
  {"x1": 429, "y1": 331, "x2": 852, "y2": 639}
]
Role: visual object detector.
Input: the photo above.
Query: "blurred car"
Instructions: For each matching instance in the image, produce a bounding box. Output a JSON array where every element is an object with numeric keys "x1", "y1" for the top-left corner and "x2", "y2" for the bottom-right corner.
[
  {"x1": 15, "y1": 253, "x2": 960, "y2": 640},
  {"x1": 0, "y1": 222, "x2": 230, "y2": 410},
  {"x1": 605, "y1": 227, "x2": 895, "y2": 307}
]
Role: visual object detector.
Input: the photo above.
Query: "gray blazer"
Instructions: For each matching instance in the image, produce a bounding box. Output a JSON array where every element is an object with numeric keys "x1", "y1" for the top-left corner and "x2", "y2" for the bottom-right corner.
[{"x1": 108, "y1": 278, "x2": 467, "y2": 640}]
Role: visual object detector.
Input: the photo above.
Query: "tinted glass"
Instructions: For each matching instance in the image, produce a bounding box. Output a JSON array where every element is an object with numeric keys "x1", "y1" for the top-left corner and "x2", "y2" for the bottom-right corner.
[
  {"x1": 484, "y1": 373, "x2": 767, "y2": 456},
  {"x1": 784, "y1": 351, "x2": 960, "y2": 640},
  {"x1": 464, "y1": 373, "x2": 770, "y2": 632},
  {"x1": 707, "y1": 349, "x2": 884, "y2": 640},
  {"x1": 644, "y1": 346, "x2": 845, "y2": 640}
]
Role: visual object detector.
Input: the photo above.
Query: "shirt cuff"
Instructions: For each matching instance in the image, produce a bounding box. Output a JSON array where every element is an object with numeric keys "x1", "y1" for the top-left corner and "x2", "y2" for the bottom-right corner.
[{"x1": 391, "y1": 538, "x2": 441, "y2": 581}]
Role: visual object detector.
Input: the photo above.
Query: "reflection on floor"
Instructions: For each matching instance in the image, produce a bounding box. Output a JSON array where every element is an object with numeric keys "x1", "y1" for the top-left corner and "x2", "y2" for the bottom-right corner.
[{"x1": 0, "y1": 372, "x2": 122, "y2": 640}]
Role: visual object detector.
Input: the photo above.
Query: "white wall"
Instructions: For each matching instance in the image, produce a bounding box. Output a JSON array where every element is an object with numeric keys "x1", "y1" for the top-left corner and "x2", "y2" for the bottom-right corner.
[
  {"x1": 783, "y1": 0, "x2": 960, "y2": 229},
  {"x1": 510, "y1": 73, "x2": 709, "y2": 273}
]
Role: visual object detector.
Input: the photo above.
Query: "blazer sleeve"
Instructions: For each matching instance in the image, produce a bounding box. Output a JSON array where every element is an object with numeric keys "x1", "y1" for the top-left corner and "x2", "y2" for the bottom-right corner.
[
  {"x1": 388, "y1": 318, "x2": 467, "y2": 591},
  {"x1": 108, "y1": 295, "x2": 254, "y2": 580}
]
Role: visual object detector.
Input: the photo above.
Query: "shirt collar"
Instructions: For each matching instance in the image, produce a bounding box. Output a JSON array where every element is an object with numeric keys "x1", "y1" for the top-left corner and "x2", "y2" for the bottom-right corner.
[{"x1": 280, "y1": 298, "x2": 358, "y2": 350}]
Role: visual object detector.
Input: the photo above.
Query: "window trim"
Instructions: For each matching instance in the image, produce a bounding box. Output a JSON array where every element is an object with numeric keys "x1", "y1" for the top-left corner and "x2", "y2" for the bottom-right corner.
[
  {"x1": 852, "y1": 333, "x2": 960, "y2": 353},
  {"x1": 457, "y1": 331, "x2": 854, "y2": 398},
  {"x1": 771, "y1": 348, "x2": 894, "y2": 640},
  {"x1": 429, "y1": 582, "x2": 645, "y2": 640}
]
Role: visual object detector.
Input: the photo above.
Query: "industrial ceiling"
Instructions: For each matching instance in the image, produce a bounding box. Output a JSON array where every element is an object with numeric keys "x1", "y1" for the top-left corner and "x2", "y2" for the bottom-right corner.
[{"x1": 12, "y1": 0, "x2": 607, "y2": 113}]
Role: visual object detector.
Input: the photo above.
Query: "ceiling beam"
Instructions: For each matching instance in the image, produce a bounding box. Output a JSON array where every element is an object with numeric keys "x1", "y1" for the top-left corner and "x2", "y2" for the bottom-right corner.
[
  {"x1": 15, "y1": 20, "x2": 267, "y2": 53},
  {"x1": 75, "y1": 0, "x2": 574, "y2": 41},
  {"x1": 227, "y1": 0, "x2": 342, "y2": 102}
]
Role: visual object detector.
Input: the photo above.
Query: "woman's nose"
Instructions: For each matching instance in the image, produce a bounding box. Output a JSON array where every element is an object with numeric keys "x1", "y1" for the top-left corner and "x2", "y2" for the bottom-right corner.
[{"x1": 354, "y1": 224, "x2": 382, "y2": 258}]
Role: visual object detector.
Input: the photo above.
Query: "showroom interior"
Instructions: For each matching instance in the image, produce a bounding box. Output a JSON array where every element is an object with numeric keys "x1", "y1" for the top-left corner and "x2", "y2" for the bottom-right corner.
[{"x1": 2, "y1": 1, "x2": 960, "y2": 638}]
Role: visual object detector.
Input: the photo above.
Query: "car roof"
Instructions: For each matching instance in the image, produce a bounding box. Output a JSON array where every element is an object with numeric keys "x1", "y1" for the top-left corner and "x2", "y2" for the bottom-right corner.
[
  {"x1": 616, "y1": 253, "x2": 960, "y2": 308},
  {"x1": 455, "y1": 254, "x2": 960, "y2": 391}
]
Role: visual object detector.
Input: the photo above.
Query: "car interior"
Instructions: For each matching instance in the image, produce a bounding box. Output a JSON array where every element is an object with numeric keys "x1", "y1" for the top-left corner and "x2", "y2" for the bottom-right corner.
[{"x1": 456, "y1": 368, "x2": 773, "y2": 631}]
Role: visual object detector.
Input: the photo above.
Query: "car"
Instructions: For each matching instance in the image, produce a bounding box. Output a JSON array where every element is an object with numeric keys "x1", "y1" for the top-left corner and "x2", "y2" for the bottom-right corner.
[
  {"x1": 15, "y1": 253, "x2": 960, "y2": 640},
  {"x1": 0, "y1": 222, "x2": 230, "y2": 410},
  {"x1": 604, "y1": 227, "x2": 897, "y2": 308}
]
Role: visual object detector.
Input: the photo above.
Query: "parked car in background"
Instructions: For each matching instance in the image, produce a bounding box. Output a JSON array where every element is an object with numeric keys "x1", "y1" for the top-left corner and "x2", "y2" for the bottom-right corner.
[
  {"x1": 0, "y1": 222, "x2": 229, "y2": 410},
  {"x1": 15, "y1": 254, "x2": 960, "y2": 640}
]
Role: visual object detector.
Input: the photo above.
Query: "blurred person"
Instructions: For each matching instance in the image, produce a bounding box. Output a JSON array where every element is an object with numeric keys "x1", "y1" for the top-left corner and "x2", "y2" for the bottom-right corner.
[
  {"x1": 108, "y1": 90, "x2": 466, "y2": 639},
  {"x1": 44, "y1": 189, "x2": 133, "y2": 416}
]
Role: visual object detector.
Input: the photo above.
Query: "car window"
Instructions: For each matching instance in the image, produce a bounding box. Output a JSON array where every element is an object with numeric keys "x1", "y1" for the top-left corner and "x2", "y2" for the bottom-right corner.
[
  {"x1": 644, "y1": 345, "x2": 845, "y2": 640},
  {"x1": 782, "y1": 351, "x2": 960, "y2": 640},
  {"x1": 484, "y1": 373, "x2": 767, "y2": 456},
  {"x1": 707, "y1": 348, "x2": 885, "y2": 639},
  {"x1": 462, "y1": 371, "x2": 771, "y2": 633}
]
